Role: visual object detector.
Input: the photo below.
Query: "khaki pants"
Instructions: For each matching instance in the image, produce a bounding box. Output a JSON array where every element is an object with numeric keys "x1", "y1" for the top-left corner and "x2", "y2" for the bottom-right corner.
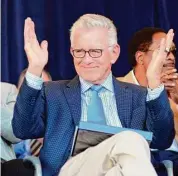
[{"x1": 59, "y1": 131, "x2": 157, "y2": 176}]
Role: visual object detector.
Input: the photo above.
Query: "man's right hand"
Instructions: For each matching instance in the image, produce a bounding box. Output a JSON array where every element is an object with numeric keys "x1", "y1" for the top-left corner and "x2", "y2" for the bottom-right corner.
[{"x1": 24, "y1": 17, "x2": 48, "y2": 77}]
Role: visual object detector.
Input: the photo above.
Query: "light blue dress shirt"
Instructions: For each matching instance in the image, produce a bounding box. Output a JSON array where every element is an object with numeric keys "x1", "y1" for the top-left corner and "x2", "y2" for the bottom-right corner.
[{"x1": 25, "y1": 71, "x2": 164, "y2": 128}]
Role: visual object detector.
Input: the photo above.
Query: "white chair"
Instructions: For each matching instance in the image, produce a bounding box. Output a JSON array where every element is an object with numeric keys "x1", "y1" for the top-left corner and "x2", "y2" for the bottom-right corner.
[
  {"x1": 162, "y1": 160, "x2": 174, "y2": 176},
  {"x1": 23, "y1": 156, "x2": 42, "y2": 176}
]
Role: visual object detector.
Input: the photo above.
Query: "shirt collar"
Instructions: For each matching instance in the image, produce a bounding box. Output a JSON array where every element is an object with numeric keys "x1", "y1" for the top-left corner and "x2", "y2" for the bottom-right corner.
[
  {"x1": 131, "y1": 70, "x2": 140, "y2": 85},
  {"x1": 79, "y1": 72, "x2": 114, "y2": 93}
]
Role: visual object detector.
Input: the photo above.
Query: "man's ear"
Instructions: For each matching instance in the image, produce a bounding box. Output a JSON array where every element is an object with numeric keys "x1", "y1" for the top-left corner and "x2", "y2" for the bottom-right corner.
[
  {"x1": 70, "y1": 47, "x2": 73, "y2": 56},
  {"x1": 110, "y1": 44, "x2": 120, "y2": 64},
  {"x1": 135, "y1": 51, "x2": 144, "y2": 65}
]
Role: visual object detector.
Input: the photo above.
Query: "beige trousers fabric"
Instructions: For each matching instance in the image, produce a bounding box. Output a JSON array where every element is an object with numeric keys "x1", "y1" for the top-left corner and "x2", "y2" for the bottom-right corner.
[{"x1": 59, "y1": 131, "x2": 157, "y2": 176}]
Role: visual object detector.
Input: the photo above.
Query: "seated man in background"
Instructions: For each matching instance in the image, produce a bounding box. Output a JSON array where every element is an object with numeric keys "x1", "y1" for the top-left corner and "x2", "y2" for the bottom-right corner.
[
  {"x1": 118, "y1": 27, "x2": 178, "y2": 175},
  {"x1": 1, "y1": 82, "x2": 34, "y2": 176},
  {"x1": 13, "y1": 14, "x2": 174, "y2": 176},
  {"x1": 1, "y1": 82, "x2": 20, "y2": 162},
  {"x1": 14, "y1": 68, "x2": 52, "y2": 158}
]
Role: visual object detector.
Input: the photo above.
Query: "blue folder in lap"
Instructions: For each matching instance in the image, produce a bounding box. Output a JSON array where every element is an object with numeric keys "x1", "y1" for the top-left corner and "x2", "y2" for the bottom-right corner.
[{"x1": 70, "y1": 121, "x2": 153, "y2": 156}]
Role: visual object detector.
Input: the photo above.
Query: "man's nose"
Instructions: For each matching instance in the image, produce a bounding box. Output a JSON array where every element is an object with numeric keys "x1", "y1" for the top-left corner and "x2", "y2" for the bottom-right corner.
[
  {"x1": 164, "y1": 52, "x2": 175, "y2": 67},
  {"x1": 167, "y1": 52, "x2": 175, "y2": 62},
  {"x1": 82, "y1": 52, "x2": 93, "y2": 63}
]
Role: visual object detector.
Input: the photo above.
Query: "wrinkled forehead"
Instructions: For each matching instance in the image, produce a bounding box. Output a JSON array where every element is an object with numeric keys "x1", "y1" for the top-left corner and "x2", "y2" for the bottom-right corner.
[{"x1": 150, "y1": 32, "x2": 175, "y2": 48}]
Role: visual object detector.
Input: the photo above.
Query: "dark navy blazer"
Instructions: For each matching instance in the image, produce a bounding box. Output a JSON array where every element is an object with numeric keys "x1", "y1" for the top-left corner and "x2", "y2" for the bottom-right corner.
[{"x1": 12, "y1": 76, "x2": 175, "y2": 176}]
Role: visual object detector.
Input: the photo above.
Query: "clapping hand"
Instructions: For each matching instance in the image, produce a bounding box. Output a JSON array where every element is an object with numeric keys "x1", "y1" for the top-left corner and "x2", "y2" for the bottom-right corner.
[
  {"x1": 24, "y1": 17, "x2": 48, "y2": 76},
  {"x1": 146, "y1": 29, "x2": 174, "y2": 89}
]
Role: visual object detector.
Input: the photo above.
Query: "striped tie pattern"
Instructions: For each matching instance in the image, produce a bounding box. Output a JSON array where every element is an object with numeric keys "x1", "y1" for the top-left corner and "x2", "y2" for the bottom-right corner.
[{"x1": 30, "y1": 139, "x2": 43, "y2": 156}]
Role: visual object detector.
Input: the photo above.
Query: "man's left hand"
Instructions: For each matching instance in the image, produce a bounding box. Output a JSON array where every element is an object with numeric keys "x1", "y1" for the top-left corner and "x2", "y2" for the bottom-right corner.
[{"x1": 146, "y1": 29, "x2": 174, "y2": 89}]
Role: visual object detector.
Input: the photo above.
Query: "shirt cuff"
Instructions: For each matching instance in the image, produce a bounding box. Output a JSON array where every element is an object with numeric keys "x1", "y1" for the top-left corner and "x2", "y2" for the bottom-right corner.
[
  {"x1": 146, "y1": 84, "x2": 164, "y2": 101},
  {"x1": 25, "y1": 71, "x2": 43, "y2": 90}
]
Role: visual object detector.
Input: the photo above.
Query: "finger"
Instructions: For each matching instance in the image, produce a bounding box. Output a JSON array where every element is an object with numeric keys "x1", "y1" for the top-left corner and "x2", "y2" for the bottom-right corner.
[
  {"x1": 28, "y1": 20, "x2": 41, "y2": 51},
  {"x1": 162, "y1": 68, "x2": 177, "y2": 76},
  {"x1": 162, "y1": 74, "x2": 178, "y2": 80},
  {"x1": 152, "y1": 38, "x2": 165, "y2": 62},
  {"x1": 24, "y1": 18, "x2": 31, "y2": 45},
  {"x1": 161, "y1": 75, "x2": 174, "y2": 81},
  {"x1": 161, "y1": 77, "x2": 176, "y2": 83},
  {"x1": 162, "y1": 67, "x2": 176, "y2": 75},
  {"x1": 24, "y1": 18, "x2": 32, "y2": 50},
  {"x1": 41, "y1": 40, "x2": 48, "y2": 51},
  {"x1": 166, "y1": 29, "x2": 174, "y2": 51},
  {"x1": 163, "y1": 82, "x2": 176, "y2": 87},
  {"x1": 161, "y1": 75, "x2": 178, "y2": 83},
  {"x1": 170, "y1": 73, "x2": 178, "y2": 78},
  {"x1": 157, "y1": 38, "x2": 166, "y2": 62},
  {"x1": 152, "y1": 49, "x2": 159, "y2": 62},
  {"x1": 29, "y1": 20, "x2": 37, "y2": 41}
]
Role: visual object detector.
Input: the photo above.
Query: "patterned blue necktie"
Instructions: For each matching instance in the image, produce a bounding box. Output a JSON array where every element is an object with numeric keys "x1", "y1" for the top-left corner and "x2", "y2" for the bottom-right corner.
[{"x1": 87, "y1": 85, "x2": 106, "y2": 124}]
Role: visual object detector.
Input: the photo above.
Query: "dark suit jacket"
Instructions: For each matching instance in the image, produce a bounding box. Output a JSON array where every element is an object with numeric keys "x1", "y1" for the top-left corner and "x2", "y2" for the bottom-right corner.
[{"x1": 12, "y1": 76, "x2": 175, "y2": 176}]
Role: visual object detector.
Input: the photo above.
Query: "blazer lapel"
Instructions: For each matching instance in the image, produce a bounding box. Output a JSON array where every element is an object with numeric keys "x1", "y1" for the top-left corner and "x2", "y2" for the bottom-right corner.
[
  {"x1": 63, "y1": 76, "x2": 133, "y2": 127},
  {"x1": 113, "y1": 77, "x2": 132, "y2": 128},
  {"x1": 64, "y1": 76, "x2": 81, "y2": 126}
]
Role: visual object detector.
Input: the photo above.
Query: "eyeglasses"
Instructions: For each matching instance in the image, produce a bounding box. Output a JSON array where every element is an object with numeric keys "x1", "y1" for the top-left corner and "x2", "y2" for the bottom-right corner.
[
  {"x1": 72, "y1": 46, "x2": 113, "y2": 58},
  {"x1": 72, "y1": 49, "x2": 102, "y2": 58},
  {"x1": 147, "y1": 46, "x2": 177, "y2": 57}
]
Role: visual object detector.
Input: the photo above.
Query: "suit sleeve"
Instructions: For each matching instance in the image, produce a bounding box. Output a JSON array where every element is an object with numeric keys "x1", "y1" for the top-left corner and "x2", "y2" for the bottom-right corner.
[{"x1": 146, "y1": 89, "x2": 175, "y2": 149}]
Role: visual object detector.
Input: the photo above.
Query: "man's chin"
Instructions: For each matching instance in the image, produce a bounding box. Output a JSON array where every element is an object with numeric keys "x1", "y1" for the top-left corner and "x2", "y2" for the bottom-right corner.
[
  {"x1": 81, "y1": 75, "x2": 101, "y2": 84},
  {"x1": 84, "y1": 77, "x2": 98, "y2": 83}
]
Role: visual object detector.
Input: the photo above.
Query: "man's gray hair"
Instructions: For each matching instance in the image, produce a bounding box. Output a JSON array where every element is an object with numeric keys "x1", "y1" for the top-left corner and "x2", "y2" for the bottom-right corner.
[{"x1": 70, "y1": 14, "x2": 118, "y2": 46}]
